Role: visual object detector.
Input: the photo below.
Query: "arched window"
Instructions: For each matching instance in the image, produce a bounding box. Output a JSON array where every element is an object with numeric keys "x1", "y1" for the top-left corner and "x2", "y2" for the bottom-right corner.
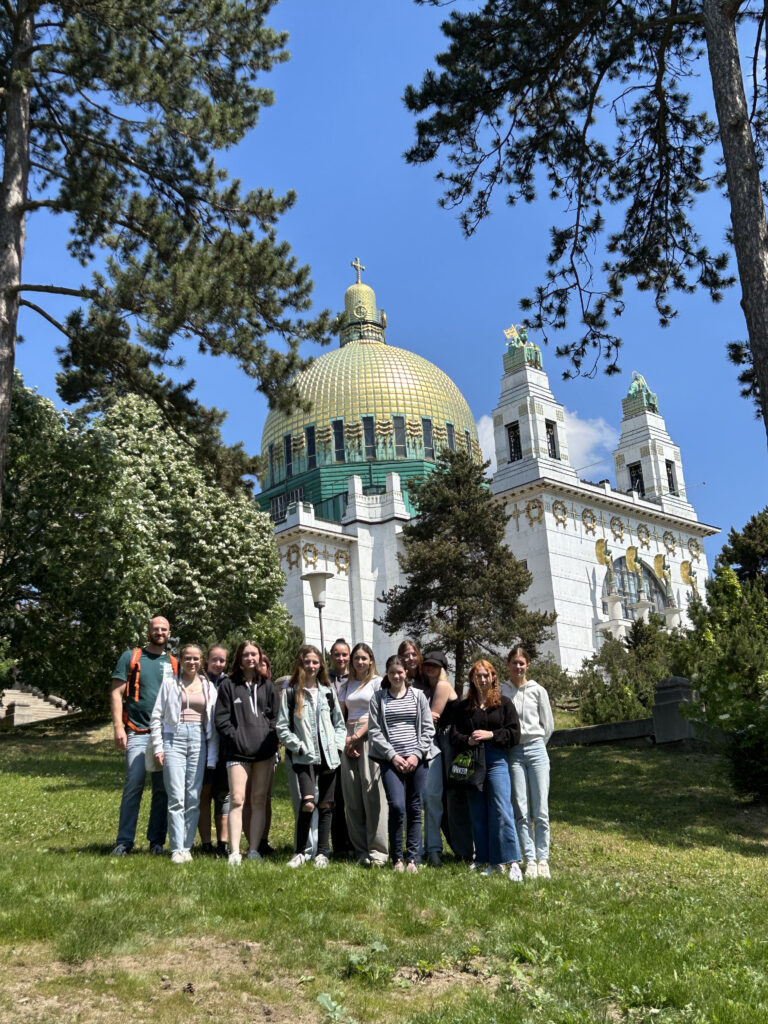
[{"x1": 601, "y1": 557, "x2": 666, "y2": 619}]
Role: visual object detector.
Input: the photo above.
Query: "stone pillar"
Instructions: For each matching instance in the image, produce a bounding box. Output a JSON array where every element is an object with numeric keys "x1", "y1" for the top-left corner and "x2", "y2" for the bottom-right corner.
[{"x1": 653, "y1": 676, "x2": 698, "y2": 743}]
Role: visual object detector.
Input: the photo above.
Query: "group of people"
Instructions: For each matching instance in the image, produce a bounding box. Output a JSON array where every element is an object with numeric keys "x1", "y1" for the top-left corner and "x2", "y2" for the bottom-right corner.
[{"x1": 110, "y1": 616, "x2": 554, "y2": 880}]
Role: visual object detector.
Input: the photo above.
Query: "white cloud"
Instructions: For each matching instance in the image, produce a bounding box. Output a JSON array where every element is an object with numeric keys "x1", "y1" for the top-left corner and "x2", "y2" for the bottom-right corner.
[
  {"x1": 475, "y1": 414, "x2": 497, "y2": 473},
  {"x1": 475, "y1": 409, "x2": 617, "y2": 482},
  {"x1": 563, "y1": 409, "x2": 618, "y2": 480}
]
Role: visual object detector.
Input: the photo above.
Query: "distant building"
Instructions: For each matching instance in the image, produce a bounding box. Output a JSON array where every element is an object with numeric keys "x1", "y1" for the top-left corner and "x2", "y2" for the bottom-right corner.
[{"x1": 258, "y1": 265, "x2": 717, "y2": 671}]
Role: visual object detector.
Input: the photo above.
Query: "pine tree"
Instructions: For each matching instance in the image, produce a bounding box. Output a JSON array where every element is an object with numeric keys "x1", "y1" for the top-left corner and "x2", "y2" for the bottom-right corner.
[
  {"x1": 405, "y1": 1, "x2": 768, "y2": 445},
  {"x1": 717, "y1": 507, "x2": 768, "y2": 594},
  {"x1": 378, "y1": 449, "x2": 554, "y2": 690},
  {"x1": 0, "y1": 1, "x2": 333, "y2": 508}
]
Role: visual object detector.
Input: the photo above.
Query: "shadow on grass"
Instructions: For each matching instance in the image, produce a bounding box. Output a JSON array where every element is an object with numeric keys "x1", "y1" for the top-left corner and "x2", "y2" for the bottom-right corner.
[{"x1": 552, "y1": 744, "x2": 768, "y2": 855}]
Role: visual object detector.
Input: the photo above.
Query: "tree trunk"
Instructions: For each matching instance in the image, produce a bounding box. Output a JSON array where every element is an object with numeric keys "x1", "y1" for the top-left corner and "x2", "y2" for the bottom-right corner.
[
  {"x1": 704, "y1": 0, "x2": 768, "y2": 448},
  {"x1": 0, "y1": 3, "x2": 34, "y2": 522}
]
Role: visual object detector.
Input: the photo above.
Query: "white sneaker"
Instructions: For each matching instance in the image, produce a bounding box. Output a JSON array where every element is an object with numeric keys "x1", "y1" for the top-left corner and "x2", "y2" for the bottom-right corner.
[
  {"x1": 524, "y1": 860, "x2": 538, "y2": 880},
  {"x1": 228, "y1": 852, "x2": 242, "y2": 866},
  {"x1": 537, "y1": 861, "x2": 551, "y2": 880},
  {"x1": 171, "y1": 851, "x2": 187, "y2": 864},
  {"x1": 508, "y1": 862, "x2": 524, "y2": 883},
  {"x1": 287, "y1": 853, "x2": 307, "y2": 868},
  {"x1": 181, "y1": 850, "x2": 193, "y2": 863},
  {"x1": 246, "y1": 849, "x2": 262, "y2": 861},
  {"x1": 313, "y1": 854, "x2": 329, "y2": 869}
]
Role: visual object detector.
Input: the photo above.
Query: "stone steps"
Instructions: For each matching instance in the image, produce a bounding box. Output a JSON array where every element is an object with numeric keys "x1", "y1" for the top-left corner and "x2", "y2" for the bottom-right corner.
[{"x1": 0, "y1": 687, "x2": 78, "y2": 727}]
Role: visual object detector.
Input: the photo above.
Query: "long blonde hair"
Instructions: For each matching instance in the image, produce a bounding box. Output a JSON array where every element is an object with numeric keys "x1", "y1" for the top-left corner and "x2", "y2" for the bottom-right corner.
[{"x1": 288, "y1": 645, "x2": 330, "y2": 717}]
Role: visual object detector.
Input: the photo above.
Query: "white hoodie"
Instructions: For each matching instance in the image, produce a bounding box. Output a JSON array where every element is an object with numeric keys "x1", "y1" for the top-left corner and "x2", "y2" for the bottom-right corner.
[{"x1": 500, "y1": 679, "x2": 554, "y2": 745}]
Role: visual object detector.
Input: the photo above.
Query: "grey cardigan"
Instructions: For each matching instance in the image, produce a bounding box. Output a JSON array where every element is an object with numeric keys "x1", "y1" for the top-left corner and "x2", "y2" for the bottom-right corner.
[{"x1": 368, "y1": 686, "x2": 435, "y2": 763}]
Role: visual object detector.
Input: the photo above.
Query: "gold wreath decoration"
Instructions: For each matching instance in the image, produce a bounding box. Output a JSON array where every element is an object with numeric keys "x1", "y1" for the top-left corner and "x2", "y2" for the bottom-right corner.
[
  {"x1": 610, "y1": 516, "x2": 625, "y2": 542},
  {"x1": 552, "y1": 500, "x2": 568, "y2": 527},
  {"x1": 334, "y1": 550, "x2": 350, "y2": 576},
  {"x1": 286, "y1": 544, "x2": 301, "y2": 570},
  {"x1": 581, "y1": 508, "x2": 596, "y2": 535},
  {"x1": 525, "y1": 498, "x2": 544, "y2": 527},
  {"x1": 663, "y1": 531, "x2": 676, "y2": 555},
  {"x1": 637, "y1": 523, "x2": 651, "y2": 549},
  {"x1": 688, "y1": 538, "x2": 702, "y2": 562},
  {"x1": 302, "y1": 543, "x2": 318, "y2": 569}
]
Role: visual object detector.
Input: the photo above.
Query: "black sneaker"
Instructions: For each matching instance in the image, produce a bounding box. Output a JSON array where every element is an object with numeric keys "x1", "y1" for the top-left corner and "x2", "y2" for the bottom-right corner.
[
  {"x1": 215, "y1": 842, "x2": 229, "y2": 859},
  {"x1": 258, "y1": 839, "x2": 276, "y2": 857},
  {"x1": 149, "y1": 843, "x2": 164, "y2": 856},
  {"x1": 200, "y1": 842, "x2": 215, "y2": 855}
]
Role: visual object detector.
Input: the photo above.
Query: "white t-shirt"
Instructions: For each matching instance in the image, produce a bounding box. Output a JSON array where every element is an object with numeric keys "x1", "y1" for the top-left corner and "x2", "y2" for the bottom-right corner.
[{"x1": 340, "y1": 675, "x2": 382, "y2": 723}]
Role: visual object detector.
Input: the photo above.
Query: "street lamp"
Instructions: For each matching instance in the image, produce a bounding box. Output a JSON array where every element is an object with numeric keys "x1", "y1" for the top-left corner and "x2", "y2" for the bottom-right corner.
[{"x1": 301, "y1": 570, "x2": 334, "y2": 656}]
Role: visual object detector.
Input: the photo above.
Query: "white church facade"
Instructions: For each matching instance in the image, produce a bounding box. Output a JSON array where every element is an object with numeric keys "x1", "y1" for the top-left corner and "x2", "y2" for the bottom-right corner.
[{"x1": 258, "y1": 267, "x2": 717, "y2": 673}]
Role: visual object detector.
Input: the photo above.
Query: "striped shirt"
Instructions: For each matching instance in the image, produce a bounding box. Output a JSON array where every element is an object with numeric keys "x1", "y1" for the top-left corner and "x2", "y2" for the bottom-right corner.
[{"x1": 383, "y1": 688, "x2": 419, "y2": 757}]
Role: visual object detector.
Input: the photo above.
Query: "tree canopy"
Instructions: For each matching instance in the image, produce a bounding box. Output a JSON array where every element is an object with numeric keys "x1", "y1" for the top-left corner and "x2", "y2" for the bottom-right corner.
[
  {"x1": 378, "y1": 448, "x2": 554, "y2": 688},
  {"x1": 717, "y1": 506, "x2": 768, "y2": 594},
  {"x1": 0, "y1": 373, "x2": 292, "y2": 710},
  {"x1": 0, "y1": 1, "x2": 333, "y2": 508},
  {"x1": 406, "y1": 0, "x2": 768, "y2": 445}
]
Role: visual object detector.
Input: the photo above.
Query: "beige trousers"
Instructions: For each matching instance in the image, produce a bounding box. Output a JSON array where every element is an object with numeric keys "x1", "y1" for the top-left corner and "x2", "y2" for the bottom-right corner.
[{"x1": 340, "y1": 732, "x2": 388, "y2": 864}]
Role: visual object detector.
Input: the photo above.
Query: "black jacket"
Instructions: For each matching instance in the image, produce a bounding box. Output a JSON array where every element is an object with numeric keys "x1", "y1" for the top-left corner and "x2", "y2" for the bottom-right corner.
[
  {"x1": 448, "y1": 696, "x2": 521, "y2": 751},
  {"x1": 215, "y1": 676, "x2": 278, "y2": 763}
]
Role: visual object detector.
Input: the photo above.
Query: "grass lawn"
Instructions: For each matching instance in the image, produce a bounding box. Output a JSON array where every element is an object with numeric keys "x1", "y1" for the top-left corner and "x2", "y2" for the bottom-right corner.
[{"x1": 1, "y1": 719, "x2": 766, "y2": 1024}]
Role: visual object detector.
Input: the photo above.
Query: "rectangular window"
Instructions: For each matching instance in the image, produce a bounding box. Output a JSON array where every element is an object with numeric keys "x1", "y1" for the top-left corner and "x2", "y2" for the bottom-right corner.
[
  {"x1": 268, "y1": 443, "x2": 275, "y2": 481},
  {"x1": 363, "y1": 416, "x2": 376, "y2": 460},
  {"x1": 306, "y1": 426, "x2": 316, "y2": 470},
  {"x1": 665, "y1": 460, "x2": 677, "y2": 495},
  {"x1": 393, "y1": 415, "x2": 406, "y2": 457},
  {"x1": 333, "y1": 420, "x2": 345, "y2": 462},
  {"x1": 629, "y1": 462, "x2": 645, "y2": 496},
  {"x1": 507, "y1": 422, "x2": 522, "y2": 462},
  {"x1": 283, "y1": 434, "x2": 293, "y2": 478},
  {"x1": 446, "y1": 423, "x2": 455, "y2": 451},
  {"x1": 545, "y1": 420, "x2": 559, "y2": 460},
  {"x1": 422, "y1": 418, "x2": 434, "y2": 459}
]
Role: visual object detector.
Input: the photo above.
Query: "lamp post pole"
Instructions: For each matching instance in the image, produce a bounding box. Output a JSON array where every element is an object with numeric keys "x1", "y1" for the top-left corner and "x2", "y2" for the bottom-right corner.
[{"x1": 301, "y1": 571, "x2": 334, "y2": 656}]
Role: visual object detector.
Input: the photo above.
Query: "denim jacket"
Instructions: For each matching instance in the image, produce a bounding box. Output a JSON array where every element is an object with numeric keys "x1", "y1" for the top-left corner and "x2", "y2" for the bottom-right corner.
[
  {"x1": 276, "y1": 684, "x2": 346, "y2": 768},
  {"x1": 150, "y1": 675, "x2": 219, "y2": 768}
]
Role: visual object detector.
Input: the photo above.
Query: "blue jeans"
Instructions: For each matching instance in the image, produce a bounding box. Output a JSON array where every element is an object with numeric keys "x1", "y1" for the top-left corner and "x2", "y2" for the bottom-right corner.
[
  {"x1": 467, "y1": 744, "x2": 521, "y2": 866},
  {"x1": 508, "y1": 738, "x2": 550, "y2": 862},
  {"x1": 422, "y1": 753, "x2": 444, "y2": 854},
  {"x1": 381, "y1": 760, "x2": 427, "y2": 864},
  {"x1": 163, "y1": 723, "x2": 206, "y2": 854},
  {"x1": 116, "y1": 731, "x2": 167, "y2": 849}
]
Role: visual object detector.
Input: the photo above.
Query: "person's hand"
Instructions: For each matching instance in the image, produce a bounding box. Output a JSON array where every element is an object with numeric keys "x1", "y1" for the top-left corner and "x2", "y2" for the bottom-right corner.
[
  {"x1": 470, "y1": 729, "x2": 491, "y2": 744},
  {"x1": 405, "y1": 754, "x2": 420, "y2": 772},
  {"x1": 113, "y1": 725, "x2": 127, "y2": 752},
  {"x1": 154, "y1": 752, "x2": 164, "y2": 768},
  {"x1": 392, "y1": 754, "x2": 408, "y2": 771},
  {"x1": 431, "y1": 710, "x2": 441, "y2": 722}
]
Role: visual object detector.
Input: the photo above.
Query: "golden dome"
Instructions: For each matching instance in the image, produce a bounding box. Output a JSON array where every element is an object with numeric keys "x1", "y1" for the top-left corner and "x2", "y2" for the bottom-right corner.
[
  {"x1": 260, "y1": 265, "x2": 480, "y2": 488},
  {"x1": 262, "y1": 337, "x2": 478, "y2": 457}
]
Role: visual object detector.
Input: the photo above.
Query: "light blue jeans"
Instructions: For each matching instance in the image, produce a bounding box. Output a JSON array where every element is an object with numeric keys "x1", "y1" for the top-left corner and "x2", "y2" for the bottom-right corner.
[
  {"x1": 163, "y1": 723, "x2": 206, "y2": 854},
  {"x1": 467, "y1": 744, "x2": 521, "y2": 866},
  {"x1": 508, "y1": 738, "x2": 550, "y2": 862},
  {"x1": 422, "y1": 753, "x2": 444, "y2": 854},
  {"x1": 115, "y1": 730, "x2": 167, "y2": 850}
]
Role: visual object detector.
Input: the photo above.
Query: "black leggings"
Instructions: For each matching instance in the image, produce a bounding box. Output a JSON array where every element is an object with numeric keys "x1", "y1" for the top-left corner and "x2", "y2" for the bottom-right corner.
[{"x1": 292, "y1": 759, "x2": 337, "y2": 857}]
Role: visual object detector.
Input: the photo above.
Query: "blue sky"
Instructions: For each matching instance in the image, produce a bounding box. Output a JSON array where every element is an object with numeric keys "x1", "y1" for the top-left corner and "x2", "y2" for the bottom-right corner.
[{"x1": 16, "y1": 0, "x2": 766, "y2": 568}]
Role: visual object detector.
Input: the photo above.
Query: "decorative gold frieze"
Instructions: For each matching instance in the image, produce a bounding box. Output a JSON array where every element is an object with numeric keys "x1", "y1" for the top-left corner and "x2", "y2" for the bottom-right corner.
[
  {"x1": 552, "y1": 500, "x2": 568, "y2": 527},
  {"x1": 636, "y1": 523, "x2": 651, "y2": 549},
  {"x1": 663, "y1": 531, "x2": 676, "y2": 555},
  {"x1": 581, "y1": 508, "x2": 596, "y2": 535},
  {"x1": 525, "y1": 498, "x2": 544, "y2": 527},
  {"x1": 334, "y1": 549, "x2": 350, "y2": 575},
  {"x1": 610, "y1": 516, "x2": 625, "y2": 542}
]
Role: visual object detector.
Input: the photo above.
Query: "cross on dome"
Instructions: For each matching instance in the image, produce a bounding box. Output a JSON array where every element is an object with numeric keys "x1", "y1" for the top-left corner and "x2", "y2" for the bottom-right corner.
[{"x1": 351, "y1": 256, "x2": 365, "y2": 284}]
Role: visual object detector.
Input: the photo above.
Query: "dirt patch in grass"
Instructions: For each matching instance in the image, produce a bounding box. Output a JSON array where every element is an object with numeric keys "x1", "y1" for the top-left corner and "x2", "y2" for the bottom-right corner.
[
  {"x1": 1, "y1": 936, "x2": 509, "y2": 1024},
  {"x1": 2, "y1": 937, "x2": 309, "y2": 1024}
]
